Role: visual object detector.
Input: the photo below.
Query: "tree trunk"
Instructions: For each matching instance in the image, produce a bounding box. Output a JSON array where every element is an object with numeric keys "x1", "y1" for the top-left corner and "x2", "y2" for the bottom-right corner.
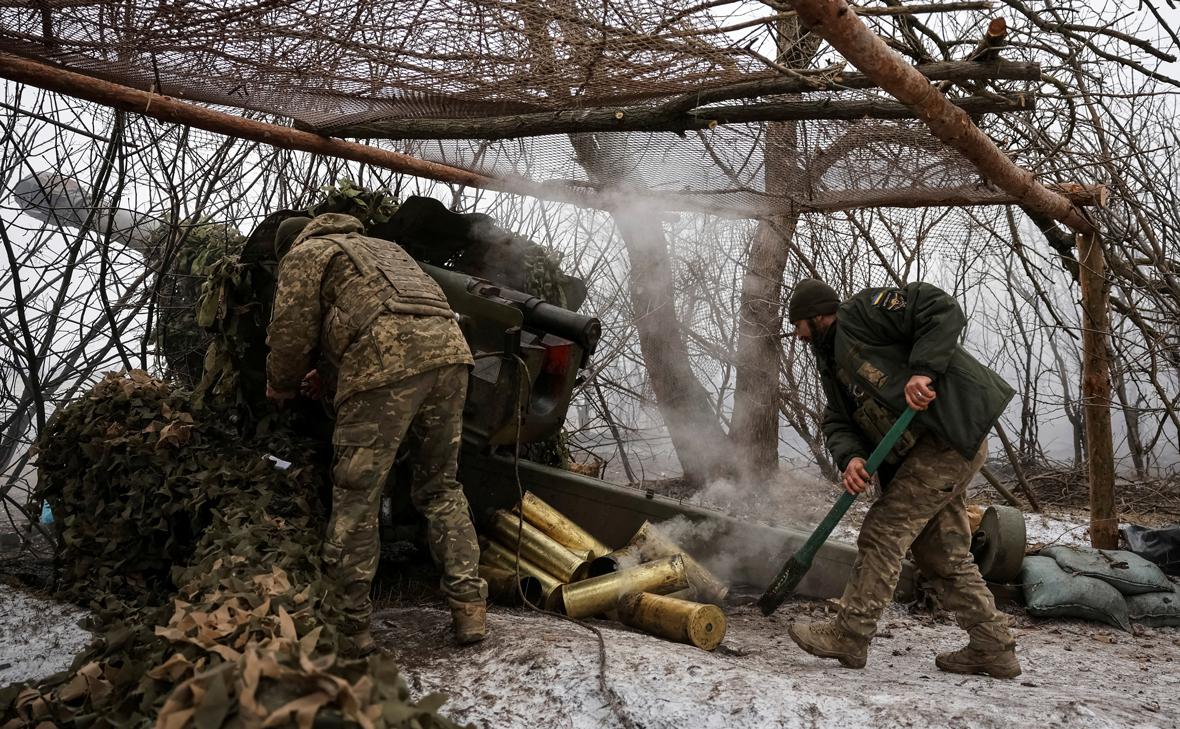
[
  {"x1": 571, "y1": 135, "x2": 732, "y2": 484},
  {"x1": 728, "y1": 18, "x2": 817, "y2": 481},
  {"x1": 730, "y1": 214, "x2": 796, "y2": 479},
  {"x1": 1077, "y1": 231, "x2": 1117, "y2": 549},
  {"x1": 1112, "y1": 364, "x2": 1149, "y2": 479}
]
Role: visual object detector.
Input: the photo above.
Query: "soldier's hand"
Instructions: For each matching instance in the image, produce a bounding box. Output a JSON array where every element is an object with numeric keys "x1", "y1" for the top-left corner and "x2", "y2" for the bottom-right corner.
[
  {"x1": 843, "y1": 457, "x2": 871, "y2": 495},
  {"x1": 300, "y1": 369, "x2": 323, "y2": 400},
  {"x1": 905, "y1": 375, "x2": 936, "y2": 411}
]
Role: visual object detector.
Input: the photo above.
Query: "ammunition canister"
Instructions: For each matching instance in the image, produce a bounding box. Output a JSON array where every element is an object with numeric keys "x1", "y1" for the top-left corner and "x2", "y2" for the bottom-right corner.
[
  {"x1": 628, "y1": 521, "x2": 729, "y2": 606},
  {"x1": 557, "y1": 555, "x2": 689, "y2": 619},
  {"x1": 616, "y1": 591, "x2": 727, "y2": 651},
  {"x1": 588, "y1": 544, "x2": 643, "y2": 577},
  {"x1": 487, "y1": 509, "x2": 590, "y2": 582},
  {"x1": 479, "y1": 563, "x2": 544, "y2": 607},
  {"x1": 517, "y1": 491, "x2": 612, "y2": 559},
  {"x1": 481, "y1": 539, "x2": 563, "y2": 609}
]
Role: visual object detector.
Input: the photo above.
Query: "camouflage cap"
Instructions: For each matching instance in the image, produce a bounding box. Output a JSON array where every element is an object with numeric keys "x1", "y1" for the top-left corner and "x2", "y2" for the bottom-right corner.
[
  {"x1": 274, "y1": 216, "x2": 313, "y2": 259},
  {"x1": 787, "y1": 278, "x2": 840, "y2": 323}
]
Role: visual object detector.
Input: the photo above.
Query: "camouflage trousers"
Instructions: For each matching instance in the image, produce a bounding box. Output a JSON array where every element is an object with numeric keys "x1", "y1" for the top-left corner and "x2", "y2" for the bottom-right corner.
[
  {"x1": 837, "y1": 436, "x2": 1014, "y2": 651},
  {"x1": 324, "y1": 364, "x2": 486, "y2": 634}
]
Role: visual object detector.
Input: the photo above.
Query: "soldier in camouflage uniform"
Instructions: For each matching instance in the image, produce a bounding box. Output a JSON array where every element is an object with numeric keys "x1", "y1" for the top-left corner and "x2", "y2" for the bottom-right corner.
[
  {"x1": 784, "y1": 279, "x2": 1020, "y2": 679},
  {"x1": 266, "y1": 213, "x2": 488, "y2": 652}
]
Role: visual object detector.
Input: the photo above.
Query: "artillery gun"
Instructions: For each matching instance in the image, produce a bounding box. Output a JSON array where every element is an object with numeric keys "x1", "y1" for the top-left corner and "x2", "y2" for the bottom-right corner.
[{"x1": 15, "y1": 176, "x2": 901, "y2": 602}]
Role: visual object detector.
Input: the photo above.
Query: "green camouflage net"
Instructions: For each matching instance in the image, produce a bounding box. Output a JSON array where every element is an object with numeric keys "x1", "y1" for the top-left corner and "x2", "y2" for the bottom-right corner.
[
  {"x1": 150, "y1": 220, "x2": 249, "y2": 388},
  {"x1": 309, "y1": 179, "x2": 400, "y2": 229},
  {"x1": 1, "y1": 371, "x2": 463, "y2": 729}
]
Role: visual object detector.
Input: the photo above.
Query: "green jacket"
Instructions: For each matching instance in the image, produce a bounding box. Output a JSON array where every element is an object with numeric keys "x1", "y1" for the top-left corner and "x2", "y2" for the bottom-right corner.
[{"x1": 817, "y1": 282, "x2": 1014, "y2": 471}]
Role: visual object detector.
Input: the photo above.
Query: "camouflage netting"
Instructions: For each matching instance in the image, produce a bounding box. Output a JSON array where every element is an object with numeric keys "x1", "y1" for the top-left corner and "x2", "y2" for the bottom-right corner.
[
  {"x1": 0, "y1": 0, "x2": 1033, "y2": 216},
  {"x1": 150, "y1": 219, "x2": 249, "y2": 388},
  {"x1": 1, "y1": 371, "x2": 463, "y2": 729}
]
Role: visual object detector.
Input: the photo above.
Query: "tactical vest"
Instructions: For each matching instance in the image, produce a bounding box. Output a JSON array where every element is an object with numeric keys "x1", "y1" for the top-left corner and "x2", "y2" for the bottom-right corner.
[
  {"x1": 835, "y1": 365, "x2": 920, "y2": 465},
  {"x1": 330, "y1": 232, "x2": 454, "y2": 333}
]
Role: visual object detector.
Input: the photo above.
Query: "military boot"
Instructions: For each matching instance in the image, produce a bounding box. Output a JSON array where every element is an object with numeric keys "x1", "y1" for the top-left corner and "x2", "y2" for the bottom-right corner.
[
  {"x1": 787, "y1": 621, "x2": 868, "y2": 668},
  {"x1": 449, "y1": 598, "x2": 488, "y2": 645},
  {"x1": 935, "y1": 643, "x2": 1021, "y2": 679}
]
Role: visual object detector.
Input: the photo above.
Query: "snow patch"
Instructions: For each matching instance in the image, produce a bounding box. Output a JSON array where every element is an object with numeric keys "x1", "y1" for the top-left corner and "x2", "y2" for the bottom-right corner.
[
  {"x1": 377, "y1": 603, "x2": 1180, "y2": 729},
  {"x1": 0, "y1": 588, "x2": 93, "y2": 687},
  {"x1": 1024, "y1": 512, "x2": 1094, "y2": 548}
]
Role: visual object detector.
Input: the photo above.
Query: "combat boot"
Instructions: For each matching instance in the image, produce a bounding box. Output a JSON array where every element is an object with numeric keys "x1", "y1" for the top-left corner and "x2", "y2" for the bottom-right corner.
[
  {"x1": 935, "y1": 643, "x2": 1021, "y2": 679},
  {"x1": 449, "y1": 598, "x2": 488, "y2": 645},
  {"x1": 787, "y1": 621, "x2": 868, "y2": 668}
]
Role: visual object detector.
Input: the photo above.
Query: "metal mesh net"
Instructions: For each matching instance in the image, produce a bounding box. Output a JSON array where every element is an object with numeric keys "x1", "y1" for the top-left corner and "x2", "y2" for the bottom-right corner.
[{"x1": 0, "y1": 0, "x2": 1025, "y2": 215}]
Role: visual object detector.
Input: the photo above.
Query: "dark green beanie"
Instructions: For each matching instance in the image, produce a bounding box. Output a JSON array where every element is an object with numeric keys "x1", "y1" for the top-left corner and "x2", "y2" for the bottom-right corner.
[
  {"x1": 273, "y1": 216, "x2": 313, "y2": 259},
  {"x1": 787, "y1": 278, "x2": 840, "y2": 323}
]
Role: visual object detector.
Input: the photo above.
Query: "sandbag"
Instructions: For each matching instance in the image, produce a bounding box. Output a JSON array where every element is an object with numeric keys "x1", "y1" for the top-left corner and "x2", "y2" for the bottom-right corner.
[
  {"x1": 1042, "y1": 544, "x2": 1174, "y2": 595},
  {"x1": 1121, "y1": 523, "x2": 1180, "y2": 576},
  {"x1": 1126, "y1": 585, "x2": 1180, "y2": 628},
  {"x1": 1021, "y1": 555, "x2": 1132, "y2": 632}
]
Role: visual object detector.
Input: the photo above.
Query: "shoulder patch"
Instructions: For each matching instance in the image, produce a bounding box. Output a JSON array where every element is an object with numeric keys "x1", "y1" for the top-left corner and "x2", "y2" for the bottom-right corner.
[{"x1": 872, "y1": 288, "x2": 907, "y2": 311}]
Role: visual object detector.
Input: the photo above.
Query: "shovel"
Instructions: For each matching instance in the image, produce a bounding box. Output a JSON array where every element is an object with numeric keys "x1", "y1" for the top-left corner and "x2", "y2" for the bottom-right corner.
[{"x1": 758, "y1": 406, "x2": 917, "y2": 616}]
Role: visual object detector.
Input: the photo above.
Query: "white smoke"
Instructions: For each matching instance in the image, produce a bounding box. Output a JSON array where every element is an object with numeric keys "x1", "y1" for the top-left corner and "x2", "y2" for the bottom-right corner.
[{"x1": 650, "y1": 468, "x2": 848, "y2": 587}]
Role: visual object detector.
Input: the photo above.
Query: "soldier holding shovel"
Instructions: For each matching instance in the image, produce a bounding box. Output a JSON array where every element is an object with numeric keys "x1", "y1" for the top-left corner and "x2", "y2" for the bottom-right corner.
[{"x1": 784, "y1": 279, "x2": 1020, "y2": 678}]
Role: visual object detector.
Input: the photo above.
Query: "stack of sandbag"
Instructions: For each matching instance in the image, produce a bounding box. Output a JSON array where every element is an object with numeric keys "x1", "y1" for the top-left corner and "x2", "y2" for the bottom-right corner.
[
  {"x1": 479, "y1": 492, "x2": 728, "y2": 651},
  {"x1": 1021, "y1": 544, "x2": 1180, "y2": 631}
]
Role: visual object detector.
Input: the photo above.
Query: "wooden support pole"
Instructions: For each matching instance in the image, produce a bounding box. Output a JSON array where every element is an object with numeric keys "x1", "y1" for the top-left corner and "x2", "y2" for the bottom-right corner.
[
  {"x1": 993, "y1": 422, "x2": 1042, "y2": 512},
  {"x1": 979, "y1": 465, "x2": 1024, "y2": 510},
  {"x1": 783, "y1": 0, "x2": 1093, "y2": 234},
  {"x1": 1077, "y1": 231, "x2": 1117, "y2": 548},
  {"x1": 0, "y1": 53, "x2": 496, "y2": 189},
  {"x1": 326, "y1": 93, "x2": 1033, "y2": 140}
]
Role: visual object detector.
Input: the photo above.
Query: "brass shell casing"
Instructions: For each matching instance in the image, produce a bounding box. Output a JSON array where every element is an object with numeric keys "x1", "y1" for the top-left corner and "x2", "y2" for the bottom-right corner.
[
  {"x1": 588, "y1": 544, "x2": 643, "y2": 577},
  {"x1": 616, "y1": 591, "x2": 727, "y2": 651},
  {"x1": 517, "y1": 491, "x2": 613, "y2": 559},
  {"x1": 479, "y1": 563, "x2": 544, "y2": 607},
  {"x1": 488, "y1": 509, "x2": 590, "y2": 582},
  {"x1": 629, "y1": 521, "x2": 729, "y2": 606},
  {"x1": 557, "y1": 554, "x2": 689, "y2": 619},
  {"x1": 480, "y1": 539, "x2": 563, "y2": 609}
]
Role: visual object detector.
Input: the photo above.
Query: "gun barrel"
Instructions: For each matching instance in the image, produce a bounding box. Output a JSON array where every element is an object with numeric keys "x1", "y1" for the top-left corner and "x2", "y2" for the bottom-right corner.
[{"x1": 423, "y1": 263, "x2": 600, "y2": 354}]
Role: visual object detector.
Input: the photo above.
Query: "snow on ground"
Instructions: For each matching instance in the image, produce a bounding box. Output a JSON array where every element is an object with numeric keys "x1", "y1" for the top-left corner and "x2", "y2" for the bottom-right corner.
[
  {"x1": 377, "y1": 599, "x2": 1180, "y2": 729},
  {"x1": 0, "y1": 588, "x2": 92, "y2": 687},
  {"x1": 828, "y1": 501, "x2": 1098, "y2": 552},
  {"x1": 1024, "y1": 512, "x2": 1094, "y2": 548},
  {"x1": 1, "y1": 578, "x2": 1176, "y2": 728}
]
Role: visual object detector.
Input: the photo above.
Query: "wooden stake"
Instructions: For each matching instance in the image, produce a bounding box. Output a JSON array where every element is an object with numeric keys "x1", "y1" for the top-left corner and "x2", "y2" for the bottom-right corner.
[
  {"x1": 979, "y1": 465, "x2": 1024, "y2": 510},
  {"x1": 1077, "y1": 231, "x2": 1117, "y2": 548},
  {"x1": 993, "y1": 421, "x2": 1042, "y2": 512}
]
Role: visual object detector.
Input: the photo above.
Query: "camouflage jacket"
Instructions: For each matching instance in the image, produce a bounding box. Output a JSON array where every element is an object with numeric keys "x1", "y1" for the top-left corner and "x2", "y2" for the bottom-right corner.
[
  {"x1": 266, "y1": 214, "x2": 473, "y2": 406},
  {"x1": 816, "y1": 282, "x2": 1015, "y2": 471}
]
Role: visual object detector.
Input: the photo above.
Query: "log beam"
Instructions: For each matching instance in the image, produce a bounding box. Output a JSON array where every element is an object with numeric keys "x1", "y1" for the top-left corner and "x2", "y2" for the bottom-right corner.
[
  {"x1": 0, "y1": 53, "x2": 495, "y2": 190},
  {"x1": 661, "y1": 59, "x2": 1039, "y2": 112},
  {"x1": 783, "y1": 0, "x2": 1092, "y2": 234},
  {"x1": 328, "y1": 93, "x2": 1034, "y2": 140}
]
